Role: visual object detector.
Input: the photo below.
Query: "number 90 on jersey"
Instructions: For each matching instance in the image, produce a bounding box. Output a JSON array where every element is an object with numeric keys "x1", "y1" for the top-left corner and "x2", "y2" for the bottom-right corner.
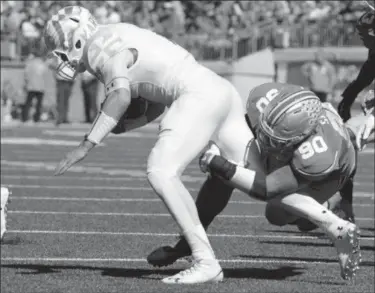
[{"x1": 298, "y1": 136, "x2": 328, "y2": 160}]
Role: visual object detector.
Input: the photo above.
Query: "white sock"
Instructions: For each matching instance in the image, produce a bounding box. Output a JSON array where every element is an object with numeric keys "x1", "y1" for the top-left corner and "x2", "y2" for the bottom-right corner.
[
  {"x1": 170, "y1": 176, "x2": 202, "y2": 226},
  {"x1": 148, "y1": 173, "x2": 215, "y2": 261},
  {"x1": 280, "y1": 193, "x2": 347, "y2": 234},
  {"x1": 183, "y1": 224, "x2": 215, "y2": 261}
]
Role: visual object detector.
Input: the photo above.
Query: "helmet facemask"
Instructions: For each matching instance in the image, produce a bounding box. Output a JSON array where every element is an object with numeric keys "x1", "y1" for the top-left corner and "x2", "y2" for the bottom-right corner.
[{"x1": 257, "y1": 117, "x2": 300, "y2": 161}]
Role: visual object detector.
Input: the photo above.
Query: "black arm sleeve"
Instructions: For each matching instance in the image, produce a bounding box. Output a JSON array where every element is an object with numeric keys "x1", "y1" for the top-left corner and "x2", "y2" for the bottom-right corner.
[
  {"x1": 209, "y1": 155, "x2": 237, "y2": 181},
  {"x1": 209, "y1": 155, "x2": 303, "y2": 201},
  {"x1": 341, "y1": 51, "x2": 375, "y2": 107}
]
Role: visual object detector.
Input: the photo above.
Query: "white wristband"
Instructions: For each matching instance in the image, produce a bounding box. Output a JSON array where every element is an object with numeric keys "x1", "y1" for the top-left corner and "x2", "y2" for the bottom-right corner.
[{"x1": 86, "y1": 112, "x2": 118, "y2": 145}]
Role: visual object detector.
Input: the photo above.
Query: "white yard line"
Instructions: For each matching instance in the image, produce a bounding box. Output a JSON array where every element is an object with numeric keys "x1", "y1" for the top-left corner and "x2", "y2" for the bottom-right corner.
[
  {"x1": 0, "y1": 173, "x2": 369, "y2": 184},
  {"x1": 5, "y1": 184, "x2": 167, "y2": 191},
  {"x1": 8, "y1": 210, "x2": 374, "y2": 222},
  {"x1": 4, "y1": 184, "x2": 374, "y2": 199},
  {"x1": 5, "y1": 229, "x2": 375, "y2": 241},
  {"x1": 0, "y1": 256, "x2": 348, "y2": 266},
  {"x1": 9, "y1": 196, "x2": 375, "y2": 207},
  {"x1": 0, "y1": 173, "x2": 205, "y2": 182}
]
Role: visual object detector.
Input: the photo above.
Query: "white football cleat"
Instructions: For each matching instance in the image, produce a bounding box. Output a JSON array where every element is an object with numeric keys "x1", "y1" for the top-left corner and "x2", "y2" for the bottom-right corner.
[
  {"x1": 162, "y1": 259, "x2": 223, "y2": 284},
  {"x1": 327, "y1": 221, "x2": 361, "y2": 280},
  {"x1": 1, "y1": 187, "x2": 10, "y2": 241}
]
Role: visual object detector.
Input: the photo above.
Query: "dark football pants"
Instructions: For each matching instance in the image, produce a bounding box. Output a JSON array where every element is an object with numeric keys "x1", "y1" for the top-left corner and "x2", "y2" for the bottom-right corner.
[{"x1": 56, "y1": 80, "x2": 73, "y2": 124}]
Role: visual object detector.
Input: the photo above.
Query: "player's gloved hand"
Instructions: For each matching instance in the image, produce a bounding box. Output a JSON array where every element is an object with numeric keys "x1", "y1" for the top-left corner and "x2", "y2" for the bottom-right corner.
[
  {"x1": 54, "y1": 139, "x2": 95, "y2": 176},
  {"x1": 338, "y1": 98, "x2": 351, "y2": 122},
  {"x1": 356, "y1": 113, "x2": 375, "y2": 151},
  {"x1": 362, "y1": 90, "x2": 374, "y2": 115},
  {"x1": 199, "y1": 143, "x2": 221, "y2": 174}
]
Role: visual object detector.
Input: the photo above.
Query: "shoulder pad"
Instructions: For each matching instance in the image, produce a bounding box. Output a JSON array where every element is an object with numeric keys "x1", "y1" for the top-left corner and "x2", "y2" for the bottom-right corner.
[
  {"x1": 291, "y1": 130, "x2": 339, "y2": 181},
  {"x1": 83, "y1": 29, "x2": 127, "y2": 81}
]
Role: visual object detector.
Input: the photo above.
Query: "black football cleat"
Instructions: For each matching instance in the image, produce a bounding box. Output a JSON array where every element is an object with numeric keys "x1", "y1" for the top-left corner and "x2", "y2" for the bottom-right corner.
[{"x1": 147, "y1": 237, "x2": 191, "y2": 267}]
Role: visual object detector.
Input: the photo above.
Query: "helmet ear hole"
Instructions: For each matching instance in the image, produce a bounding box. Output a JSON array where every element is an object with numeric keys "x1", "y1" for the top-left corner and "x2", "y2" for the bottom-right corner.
[
  {"x1": 69, "y1": 17, "x2": 79, "y2": 23},
  {"x1": 75, "y1": 40, "x2": 81, "y2": 49}
]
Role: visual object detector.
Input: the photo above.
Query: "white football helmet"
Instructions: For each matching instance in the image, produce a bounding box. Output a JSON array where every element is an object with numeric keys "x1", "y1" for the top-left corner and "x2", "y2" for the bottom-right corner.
[{"x1": 44, "y1": 6, "x2": 98, "y2": 81}]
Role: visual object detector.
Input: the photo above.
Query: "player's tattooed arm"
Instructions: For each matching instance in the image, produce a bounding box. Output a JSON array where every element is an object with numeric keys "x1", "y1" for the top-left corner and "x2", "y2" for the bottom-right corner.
[{"x1": 205, "y1": 156, "x2": 307, "y2": 201}]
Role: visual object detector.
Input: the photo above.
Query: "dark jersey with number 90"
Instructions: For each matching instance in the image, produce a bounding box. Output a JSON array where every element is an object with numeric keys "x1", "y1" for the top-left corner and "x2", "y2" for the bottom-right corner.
[{"x1": 246, "y1": 82, "x2": 356, "y2": 191}]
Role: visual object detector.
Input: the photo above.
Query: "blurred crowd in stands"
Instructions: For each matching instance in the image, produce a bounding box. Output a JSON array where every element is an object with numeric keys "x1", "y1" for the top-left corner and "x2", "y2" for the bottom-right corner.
[
  {"x1": 0, "y1": 0, "x2": 370, "y2": 60},
  {"x1": 0, "y1": 1, "x2": 372, "y2": 125}
]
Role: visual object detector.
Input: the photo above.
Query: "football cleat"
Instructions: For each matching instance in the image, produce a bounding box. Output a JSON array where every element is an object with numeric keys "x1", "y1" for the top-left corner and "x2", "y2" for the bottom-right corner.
[
  {"x1": 147, "y1": 237, "x2": 191, "y2": 267},
  {"x1": 161, "y1": 259, "x2": 223, "y2": 284},
  {"x1": 1, "y1": 187, "x2": 10, "y2": 241},
  {"x1": 327, "y1": 221, "x2": 361, "y2": 280}
]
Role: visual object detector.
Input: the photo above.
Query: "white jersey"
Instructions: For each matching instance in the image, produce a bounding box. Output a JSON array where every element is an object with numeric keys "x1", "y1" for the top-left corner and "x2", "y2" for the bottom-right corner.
[
  {"x1": 82, "y1": 23, "x2": 203, "y2": 105},
  {"x1": 81, "y1": 23, "x2": 253, "y2": 176}
]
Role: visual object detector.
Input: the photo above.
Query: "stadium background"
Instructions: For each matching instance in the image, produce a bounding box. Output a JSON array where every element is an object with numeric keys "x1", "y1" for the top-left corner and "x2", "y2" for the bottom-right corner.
[{"x1": 1, "y1": 0, "x2": 374, "y2": 122}]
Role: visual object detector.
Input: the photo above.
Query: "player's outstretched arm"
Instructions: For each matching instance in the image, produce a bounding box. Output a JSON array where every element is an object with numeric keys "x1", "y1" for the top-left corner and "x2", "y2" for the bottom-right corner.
[
  {"x1": 54, "y1": 51, "x2": 132, "y2": 176},
  {"x1": 339, "y1": 52, "x2": 375, "y2": 120},
  {"x1": 86, "y1": 49, "x2": 134, "y2": 143},
  {"x1": 201, "y1": 154, "x2": 305, "y2": 201}
]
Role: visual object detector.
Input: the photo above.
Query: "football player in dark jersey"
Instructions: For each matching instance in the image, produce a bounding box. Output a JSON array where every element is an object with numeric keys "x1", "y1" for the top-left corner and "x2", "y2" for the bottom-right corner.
[
  {"x1": 332, "y1": 7, "x2": 375, "y2": 231},
  {"x1": 148, "y1": 83, "x2": 366, "y2": 281},
  {"x1": 338, "y1": 9, "x2": 375, "y2": 122}
]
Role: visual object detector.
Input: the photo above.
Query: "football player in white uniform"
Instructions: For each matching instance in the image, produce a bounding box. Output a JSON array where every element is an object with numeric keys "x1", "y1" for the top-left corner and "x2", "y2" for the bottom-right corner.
[
  {"x1": 45, "y1": 6, "x2": 254, "y2": 284},
  {"x1": 1, "y1": 187, "x2": 10, "y2": 241}
]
